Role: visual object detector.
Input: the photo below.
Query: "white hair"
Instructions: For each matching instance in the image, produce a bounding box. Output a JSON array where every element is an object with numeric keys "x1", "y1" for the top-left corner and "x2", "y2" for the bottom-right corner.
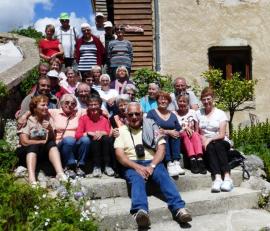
[
  {"x1": 126, "y1": 102, "x2": 143, "y2": 113},
  {"x1": 60, "y1": 94, "x2": 77, "y2": 106},
  {"x1": 116, "y1": 94, "x2": 130, "y2": 105},
  {"x1": 100, "y1": 73, "x2": 111, "y2": 82}
]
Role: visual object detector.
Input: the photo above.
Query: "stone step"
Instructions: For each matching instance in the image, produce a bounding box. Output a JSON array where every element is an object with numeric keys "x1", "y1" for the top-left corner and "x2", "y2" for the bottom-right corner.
[
  {"x1": 125, "y1": 209, "x2": 270, "y2": 231},
  {"x1": 95, "y1": 187, "x2": 260, "y2": 230},
  {"x1": 81, "y1": 169, "x2": 243, "y2": 199}
]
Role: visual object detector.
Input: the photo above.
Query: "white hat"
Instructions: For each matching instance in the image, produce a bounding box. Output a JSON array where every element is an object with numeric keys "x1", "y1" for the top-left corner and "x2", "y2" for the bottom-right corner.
[
  {"x1": 96, "y1": 12, "x2": 104, "y2": 18},
  {"x1": 47, "y1": 70, "x2": 59, "y2": 79},
  {"x1": 104, "y1": 21, "x2": 113, "y2": 28},
  {"x1": 80, "y1": 23, "x2": 91, "y2": 29}
]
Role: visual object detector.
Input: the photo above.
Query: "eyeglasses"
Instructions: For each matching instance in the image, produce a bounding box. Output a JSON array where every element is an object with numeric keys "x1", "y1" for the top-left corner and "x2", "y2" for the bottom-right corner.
[
  {"x1": 128, "y1": 112, "x2": 141, "y2": 117},
  {"x1": 82, "y1": 29, "x2": 91, "y2": 33},
  {"x1": 64, "y1": 101, "x2": 76, "y2": 107}
]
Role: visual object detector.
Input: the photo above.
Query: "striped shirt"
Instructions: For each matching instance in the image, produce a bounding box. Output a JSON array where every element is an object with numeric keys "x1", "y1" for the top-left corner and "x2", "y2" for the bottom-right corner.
[
  {"x1": 108, "y1": 39, "x2": 133, "y2": 68},
  {"x1": 78, "y1": 41, "x2": 97, "y2": 71}
]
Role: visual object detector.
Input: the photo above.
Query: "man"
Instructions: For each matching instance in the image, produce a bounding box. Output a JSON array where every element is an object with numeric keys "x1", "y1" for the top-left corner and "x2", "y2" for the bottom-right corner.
[
  {"x1": 168, "y1": 77, "x2": 199, "y2": 111},
  {"x1": 55, "y1": 12, "x2": 78, "y2": 67},
  {"x1": 47, "y1": 70, "x2": 68, "y2": 99},
  {"x1": 91, "y1": 12, "x2": 105, "y2": 38},
  {"x1": 114, "y1": 102, "x2": 192, "y2": 228},
  {"x1": 38, "y1": 62, "x2": 50, "y2": 78}
]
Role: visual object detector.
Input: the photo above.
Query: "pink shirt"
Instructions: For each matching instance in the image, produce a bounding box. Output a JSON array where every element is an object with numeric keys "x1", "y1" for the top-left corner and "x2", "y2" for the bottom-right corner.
[
  {"x1": 49, "y1": 108, "x2": 86, "y2": 143},
  {"x1": 75, "y1": 114, "x2": 111, "y2": 139}
]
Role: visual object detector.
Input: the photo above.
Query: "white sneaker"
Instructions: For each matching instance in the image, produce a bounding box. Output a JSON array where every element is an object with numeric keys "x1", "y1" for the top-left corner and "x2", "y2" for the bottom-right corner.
[
  {"x1": 174, "y1": 160, "x2": 185, "y2": 175},
  {"x1": 167, "y1": 161, "x2": 178, "y2": 177},
  {"x1": 211, "y1": 179, "x2": 223, "y2": 193},
  {"x1": 93, "y1": 167, "x2": 102, "y2": 178},
  {"x1": 56, "y1": 173, "x2": 68, "y2": 182},
  {"x1": 221, "y1": 179, "x2": 234, "y2": 192}
]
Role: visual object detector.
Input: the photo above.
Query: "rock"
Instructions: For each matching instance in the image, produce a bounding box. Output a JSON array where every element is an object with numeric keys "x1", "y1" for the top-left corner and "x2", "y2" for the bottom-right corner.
[
  {"x1": 244, "y1": 155, "x2": 264, "y2": 176},
  {"x1": 14, "y1": 166, "x2": 27, "y2": 178},
  {"x1": 241, "y1": 176, "x2": 270, "y2": 195},
  {"x1": 47, "y1": 178, "x2": 61, "y2": 190}
]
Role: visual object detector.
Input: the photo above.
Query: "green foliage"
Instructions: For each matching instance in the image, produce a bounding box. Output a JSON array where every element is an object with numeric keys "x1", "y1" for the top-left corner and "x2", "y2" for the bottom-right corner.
[
  {"x1": 20, "y1": 67, "x2": 39, "y2": 96},
  {"x1": 0, "y1": 140, "x2": 18, "y2": 173},
  {"x1": 11, "y1": 26, "x2": 43, "y2": 42},
  {"x1": 0, "y1": 174, "x2": 98, "y2": 231},
  {"x1": 132, "y1": 68, "x2": 173, "y2": 98},
  {"x1": 0, "y1": 81, "x2": 9, "y2": 104},
  {"x1": 258, "y1": 193, "x2": 269, "y2": 208}
]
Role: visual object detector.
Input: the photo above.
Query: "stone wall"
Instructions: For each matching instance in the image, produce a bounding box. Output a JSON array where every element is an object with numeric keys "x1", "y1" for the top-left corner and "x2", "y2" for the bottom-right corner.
[{"x1": 158, "y1": 0, "x2": 270, "y2": 125}]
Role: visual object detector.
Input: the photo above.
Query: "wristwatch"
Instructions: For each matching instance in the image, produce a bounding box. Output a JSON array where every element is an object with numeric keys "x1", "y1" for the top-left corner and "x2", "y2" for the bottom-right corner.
[{"x1": 150, "y1": 163, "x2": 156, "y2": 169}]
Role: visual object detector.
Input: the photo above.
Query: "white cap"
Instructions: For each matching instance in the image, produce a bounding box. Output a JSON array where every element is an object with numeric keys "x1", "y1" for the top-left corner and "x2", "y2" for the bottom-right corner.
[
  {"x1": 96, "y1": 12, "x2": 104, "y2": 18},
  {"x1": 104, "y1": 21, "x2": 113, "y2": 28},
  {"x1": 80, "y1": 23, "x2": 91, "y2": 29},
  {"x1": 47, "y1": 70, "x2": 59, "y2": 79}
]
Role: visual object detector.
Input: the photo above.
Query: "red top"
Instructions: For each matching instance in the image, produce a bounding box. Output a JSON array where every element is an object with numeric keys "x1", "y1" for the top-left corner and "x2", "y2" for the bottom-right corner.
[
  {"x1": 75, "y1": 114, "x2": 111, "y2": 139},
  {"x1": 39, "y1": 39, "x2": 60, "y2": 57},
  {"x1": 54, "y1": 86, "x2": 68, "y2": 99}
]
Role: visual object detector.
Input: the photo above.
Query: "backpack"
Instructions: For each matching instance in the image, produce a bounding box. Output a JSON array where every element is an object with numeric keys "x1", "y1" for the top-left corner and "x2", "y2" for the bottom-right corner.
[{"x1": 228, "y1": 149, "x2": 250, "y2": 180}]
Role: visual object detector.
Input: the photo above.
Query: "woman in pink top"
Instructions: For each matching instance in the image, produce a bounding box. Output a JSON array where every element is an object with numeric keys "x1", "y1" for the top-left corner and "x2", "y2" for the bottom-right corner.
[
  {"x1": 49, "y1": 94, "x2": 89, "y2": 178},
  {"x1": 75, "y1": 96, "x2": 114, "y2": 177},
  {"x1": 62, "y1": 67, "x2": 80, "y2": 94}
]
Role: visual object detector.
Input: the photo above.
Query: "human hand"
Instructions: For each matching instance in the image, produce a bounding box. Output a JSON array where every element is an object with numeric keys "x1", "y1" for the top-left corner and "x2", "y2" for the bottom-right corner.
[
  {"x1": 112, "y1": 128, "x2": 119, "y2": 138},
  {"x1": 169, "y1": 130, "x2": 180, "y2": 139},
  {"x1": 145, "y1": 166, "x2": 154, "y2": 177},
  {"x1": 185, "y1": 127, "x2": 193, "y2": 137},
  {"x1": 93, "y1": 131, "x2": 103, "y2": 140},
  {"x1": 107, "y1": 98, "x2": 115, "y2": 107},
  {"x1": 135, "y1": 165, "x2": 150, "y2": 180}
]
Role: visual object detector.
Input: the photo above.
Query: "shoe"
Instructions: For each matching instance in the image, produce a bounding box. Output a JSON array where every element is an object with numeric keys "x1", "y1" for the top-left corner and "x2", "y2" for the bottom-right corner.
[
  {"x1": 197, "y1": 158, "x2": 207, "y2": 174},
  {"x1": 211, "y1": 179, "x2": 223, "y2": 193},
  {"x1": 76, "y1": 167, "x2": 86, "y2": 178},
  {"x1": 175, "y1": 208, "x2": 192, "y2": 223},
  {"x1": 133, "y1": 209, "x2": 151, "y2": 228},
  {"x1": 220, "y1": 179, "x2": 234, "y2": 192},
  {"x1": 174, "y1": 160, "x2": 185, "y2": 175},
  {"x1": 64, "y1": 168, "x2": 77, "y2": 179},
  {"x1": 93, "y1": 167, "x2": 102, "y2": 178},
  {"x1": 30, "y1": 181, "x2": 40, "y2": 189},
  {"x1": 56, "y1": 173, "x2": 68, "y2": 182},
  {"x1": 190, "y1": 158, "x2": 200, "y2": 174},
  {"x1": 104, "y1": 166, "x2": 115, "y2": 176},
  {"x1": 167, "y1": 161, "x2": 178, "y2": 177}
]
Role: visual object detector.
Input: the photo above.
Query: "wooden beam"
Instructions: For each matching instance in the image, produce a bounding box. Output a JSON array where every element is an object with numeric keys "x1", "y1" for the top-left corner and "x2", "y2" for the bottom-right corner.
[
  {"x1": 114, "y1": 4, "x2": 151, "y2": 9},
  {"x1": 115, "y1": 14, "x2": 152, "y2": 20},
  {"x1": 114, "y1": 0, "x2": 151, "y2": 3},
  {"x1": 114, "y1": 9, "x2": 152, "y2": 15}
]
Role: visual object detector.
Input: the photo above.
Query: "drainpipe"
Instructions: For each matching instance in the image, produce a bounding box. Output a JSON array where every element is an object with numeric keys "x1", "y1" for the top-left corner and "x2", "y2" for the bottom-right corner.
[{"x1": 154, "y1": 0, "x2": 161, "y2": 72}]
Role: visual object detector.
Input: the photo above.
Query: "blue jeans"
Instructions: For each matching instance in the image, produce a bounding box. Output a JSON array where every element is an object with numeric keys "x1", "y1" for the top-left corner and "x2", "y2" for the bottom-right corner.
[
  {"x1": 164, "y1": 136, "x2": 181, "y2": 162},
  {"x1": 58, "y1": 136, "x2": 91, "y2": 167},
  {"x1": 122, "y1": 160, "x2": 185, "y2": 215}
]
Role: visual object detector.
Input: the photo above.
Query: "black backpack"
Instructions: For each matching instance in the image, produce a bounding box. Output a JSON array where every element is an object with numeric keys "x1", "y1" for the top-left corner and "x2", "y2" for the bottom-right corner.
[{"x1": 228, "y1": 149, "x2": 250, "y2": 180}]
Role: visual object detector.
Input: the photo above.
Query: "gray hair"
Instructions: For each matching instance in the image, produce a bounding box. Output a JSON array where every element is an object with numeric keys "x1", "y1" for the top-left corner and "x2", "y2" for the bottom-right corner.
[
  {"x1": 148, "y1": 82, "x2": 159, "y2": 90},
  {"x1": 116, "y1": 65, "x2": 129, "y2": 78},
  {"x1": 60, "y1": 94, "x2": 77, "y2": 106},
  {"x1": 126, "y1": 102, "x2": 143, "y2": 113},
  {"x1": 116, "y1": 94, "x2": 130, "y2": 106},
  {"x1": 173, "y1": 77, "x2": 187, "y2": 86},
  {"x1": 100, "y1": 73, "x2": 111, "y2": 82},
  {"x1": 176, "y1": 94, "x2": 189, "y2": 104},
  {"x1": 77, "y1": 82, "x2": 90, "y2": 92},
  {"x1": 91, "y1": 65, "x2": 102, "y2": 73},
  {"x1": 124, "y1": 84, "x2": 138, "y2": 93}
]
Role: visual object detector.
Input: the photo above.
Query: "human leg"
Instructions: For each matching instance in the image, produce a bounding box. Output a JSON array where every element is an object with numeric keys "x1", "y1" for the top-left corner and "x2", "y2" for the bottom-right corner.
[
  {"x1": 26, "y1": 152, "x2": 38, "y2": 183},
  {"x1": 58, "y1": 137, "x2": 77, "y2": 167},
  {"x1": 76, "y1": 136, "x2": 91, "y2": 167}
]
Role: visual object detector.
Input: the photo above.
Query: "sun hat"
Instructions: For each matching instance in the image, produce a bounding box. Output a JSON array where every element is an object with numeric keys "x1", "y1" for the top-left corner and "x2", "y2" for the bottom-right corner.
[{"x1": 59, "y1": 12, "x2": 70, "y2": 20}]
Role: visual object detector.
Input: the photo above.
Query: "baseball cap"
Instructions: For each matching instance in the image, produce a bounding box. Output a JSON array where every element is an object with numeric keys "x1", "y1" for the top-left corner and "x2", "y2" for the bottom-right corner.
[
  {"x1": 104, "y1": 21, "x2": 113, "y2": 28},
  {"x1": 47, "y1": 70, "x2": 59, "y2": 79},
  {"x1": 96, "y1": 12, "x2": 104, "y2": 18},
  {"x1": 59, "y1": 12, "x2": 70, "y2": 20}
]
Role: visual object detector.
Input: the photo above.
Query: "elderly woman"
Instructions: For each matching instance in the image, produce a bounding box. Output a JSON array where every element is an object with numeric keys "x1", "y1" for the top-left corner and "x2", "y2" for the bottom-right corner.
[
  {"x1": 17, "y1": 95, "x2": 66, "y2": 185},
  {"x1": 196, "y1": 87, "x2": 233, "y2": 192},
  {"x1": 174, "y1": 95, "x2": 206, "y2": 174},
  {"x1": 75, "y1": 96, "x2": 114, "y2": 177},
  {"x1": 39, "y1": 24, "x2": 64, "y2": 62},
  {"x1": 98, "y1": 74, "x2": 119, "y2": 116},
  {"x1": 110, "y1": 65, "x2": 134, "y2": 94},
  {"x1": 62, "y1": 67, "x2": 80, "y2": 94},
  {"x1": 91, "y1": 65, "x2": 102, "y2": 91},
  {"x1": 49, "y1": 94, "x2": 89, "y2": 178},
  {"x1": 140, "y1": 83, "x2": 159, "y2": 114},
  {"x1": 123, "y1": 84, "x2": 138, "y2": 102},
  {"x1": 147, "y1": 91, "x2": 184, "y2": 176},
  {"x1": 75, "y1": 23, "x2": 105, "y2": 76}
]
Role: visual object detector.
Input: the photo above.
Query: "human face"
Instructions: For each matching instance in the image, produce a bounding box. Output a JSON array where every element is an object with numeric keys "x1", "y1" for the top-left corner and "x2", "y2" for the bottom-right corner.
[
  {"x1": 39, "y1": 65, "x2": 49, "y2": 77},
  {"x1": 67, "y1": 70, "x2": 76, "y2": 85},
  {"x1": 82, "y1": 27, "x2": 91, "y2": 39},
  {"x1": 148, "y1": 85, "x2": 158, "y2": 99},
  {"x1": 84, "y1": 76, "x2": 94, "y2": 87},
  {"x1": 36, "y1": 100, "x2": 48, "y2": 117},
  {"x1": 92, "y1": 70, "x2": 101, "y2": 83},
  {"x1": 177, "y1": 96, "x2": 188, "y2": 112},
  {"x1": 116, "y1": 30, "x2": 124, "y2": 40},
  {"x1": 49, "y1": 77, "x2": 59, "y2": 88},
  {"x1": 60, "y1": 19, "x2": 70, "y2": 29},
  {"x1": 62, "y1": 98, "x2": 76, "y2": 115},
  {"x1": 118, "y1": 101, "x2": 128, "y2": 116},
  {"x1": 45, "y1": 28, "x2": 54, "y2": 39},
  {"x1": 100, "y1": 77, "x2": 110, "y2": 87},
  {"x1": 127, "y1": 104, "x2": 143, "y2": 129},
  {"x1": 201, "y1": 95, "x2": 214, "y2": 110},
  {"x1": 126, "y1": 90, "x2": 135, "y2": 101},
  {"x1": 174, "y1": 79, "x2": 187, "y2": 93},
  {"x1": 78, "y1": 87, "x2": 90, "y2": 103},
  {"x1": 117, "y1": 68, "x2": 127, "y2": 79},
  {"x1": 96, "y1": 16, "x2": 104, "y2": 27},
  {"x1": 87, "y1": 100, "x2": 101, "y2": 116},
  {"x1": 157, "y1": 96, "x2": 169, "y2": 110},
  {"x1": 105, "y1": 27, "x2": 113, "y2": 36},
  {"x1": 51, "y1": 62, "x2": 60, "y2": 71},
  {"x1": 38, "y1": 79, "x2": 51, "y2": 95}
]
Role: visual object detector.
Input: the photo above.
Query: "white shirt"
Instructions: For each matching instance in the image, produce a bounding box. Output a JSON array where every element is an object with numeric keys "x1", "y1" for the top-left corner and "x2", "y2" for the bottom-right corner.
[
  {"x1": 174, "y1": 109, "x2": 197, "y2": 131},
  {"x1": 98, "y1": 89, "x2": 118, "y2": 101}
]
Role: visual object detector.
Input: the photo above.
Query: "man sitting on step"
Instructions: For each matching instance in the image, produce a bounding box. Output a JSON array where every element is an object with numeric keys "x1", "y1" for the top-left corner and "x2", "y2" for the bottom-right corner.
[{"x1": 114, "y1": 102, "x2": 192, "y2": 228}]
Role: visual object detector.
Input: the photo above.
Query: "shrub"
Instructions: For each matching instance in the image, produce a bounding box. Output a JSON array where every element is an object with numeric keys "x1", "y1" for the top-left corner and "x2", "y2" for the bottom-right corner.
[
  {"x1": 0, "y1": 140, "x2": 18, "y2": 173},
  {"x1": 20, "y1": 67, "x2": 39, "y2": 96},
  {"x1": 132, "y1": 68, "x2": 173, "y2": 98},
  {"x1": 11, "y1": 26, "x2": 43, "y2": 42}
]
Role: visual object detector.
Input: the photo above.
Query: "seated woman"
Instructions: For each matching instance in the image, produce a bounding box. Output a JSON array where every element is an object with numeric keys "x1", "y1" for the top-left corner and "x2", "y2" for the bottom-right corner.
[
  {"x1": 196, "y1": 87, "x2": 233, "y2": 192},
  {"x1": 49, "y1": 94, "x2": 89, "y2": 178},
  {"x1": 17, "y1": 95, "x2": 66, "y2": 185},
  {"x1": 50, "y1": 57, "x2": 66, "y2": 84},
  {"x1": 174, "y1": 95, "x2": 206, "y2": 174},
  {"x1": 75, "y1": 96, "x2": 114, "y2": 177},
  {"x1": 140, "y1": 83, "x2": 159, "y2": 114},
  {"x1": 147, "y1": 91, "x2": 185, "y2": 176},
  {"x1": 123, "y1": 84, "x2": 138, "y2": 102},
  {"x1": 110, "y1": 66, "x2": 134, "y2": 94},
  {"x1": 91, "y1": 65, "x2": 102, "y2": 91},
  {"x1": 62, "y1": 67, "x2": 80, "y2": 94}
]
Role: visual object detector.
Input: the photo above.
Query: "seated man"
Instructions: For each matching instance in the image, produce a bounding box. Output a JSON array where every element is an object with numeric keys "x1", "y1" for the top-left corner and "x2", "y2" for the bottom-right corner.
[{"x1": 114, "y1": 102, "x2": 192, "y2": 228}]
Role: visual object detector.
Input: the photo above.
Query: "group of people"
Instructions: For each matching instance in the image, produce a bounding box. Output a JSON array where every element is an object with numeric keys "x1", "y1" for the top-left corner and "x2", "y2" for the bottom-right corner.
[{"x1": 15, "y1": 11, "x2": 234, "y2": 228}]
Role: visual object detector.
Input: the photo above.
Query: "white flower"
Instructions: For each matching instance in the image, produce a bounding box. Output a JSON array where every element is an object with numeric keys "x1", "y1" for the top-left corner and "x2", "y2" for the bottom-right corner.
[
  {"x1": 34, "y1": 205, "x2": 39, "y2": 210},
  {"x1": 34, "y1": 211, "x2": 38, "y2": 215},
  {"x1": 42, "y1": 194, "x2": 47, "y2": 198},
  {"x1": 44, "y1": 222, "x2": 49, "y2": 226}
]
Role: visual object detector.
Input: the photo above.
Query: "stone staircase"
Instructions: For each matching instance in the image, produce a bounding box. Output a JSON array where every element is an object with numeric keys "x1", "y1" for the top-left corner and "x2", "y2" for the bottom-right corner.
[{"x1": 80, "y1": 169, "x2": 270, "y2": 230}]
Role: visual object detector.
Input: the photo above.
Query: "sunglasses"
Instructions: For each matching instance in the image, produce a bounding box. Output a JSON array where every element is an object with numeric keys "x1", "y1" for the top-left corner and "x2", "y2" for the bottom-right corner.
[
  {"x1": 60, "y1": 20, "x2": 69, "y2": 23},
  {"x1": 82, "y1": 29, "x2": 91, "y2": 33},
  {"x1": 128, "y1": 112, "x2": 141, "y2": 117}
]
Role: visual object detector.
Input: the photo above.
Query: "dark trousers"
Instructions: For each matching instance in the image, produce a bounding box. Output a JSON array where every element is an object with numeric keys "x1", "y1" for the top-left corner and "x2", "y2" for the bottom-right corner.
[
  {"x1": 205, "y1": 140, "x2": 230, "y2": 175},
  {"x1": 90, "y1": 135, "x2": 111, "y2": 168},
  {"x1": 64, "y1": 58, "x2": 74, "y2": 67}
]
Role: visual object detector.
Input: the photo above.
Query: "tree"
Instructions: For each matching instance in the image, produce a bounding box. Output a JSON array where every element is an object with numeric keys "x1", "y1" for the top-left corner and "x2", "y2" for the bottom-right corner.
[{"x1": 202, "y1": 69, "x2": 257, "y2": 135}]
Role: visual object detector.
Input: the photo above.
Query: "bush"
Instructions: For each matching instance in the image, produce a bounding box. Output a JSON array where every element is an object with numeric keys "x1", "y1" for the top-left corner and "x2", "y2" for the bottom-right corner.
[
  {"x1": 0, "y1": 140, "x2": 18, "y2": 173},
  {"x1": 20, "y1": 67, "x2": 39, "y2": 96},
  {"x1": 132, "y1": 68, "x2": 173, "y2": 98},
  {"x1": 11, "y1": 26, "x2": 43, "y2": 42}
]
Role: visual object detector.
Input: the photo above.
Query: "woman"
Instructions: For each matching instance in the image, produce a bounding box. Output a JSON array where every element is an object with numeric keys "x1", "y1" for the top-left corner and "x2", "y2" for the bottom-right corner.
[
  {"x1": 140, "y1": 83, "x2": 159, "y2": 114},
  {"x1": 50, "y1": 57, "x2": 67, "y2": 85},
  {"x1": 98, "y1": 74, "x2": 119, "y2": 117},
  {"x1": 196, "y1": 87, "x2": 233, "y2": 192},
  {"x1": 110, "y1": 65, "x2": 134, "y2": 94},
  {"x1": 49, "y1": 94, "x2": 89, "y2": 178},
  {"x1": 75, "y1": 96, "x2": 114, "y2": 177},
  {"x1": 123, "y1": 84, "x2": 137, "y2": 102},
  {"x1": 174, "y1": 95, "x2": 206, "y2": 174},
  {"x1": 75, "y1": 23, "x2": 105, "y2": 76},
  {"x1": 62, "y1": 67, "x2": 80, "y2": 94},
  {"x1": 39, "y1": 24, "x2": 64, "y2": 62},
  {"x1": 91, "y1": 65, "x2": 102, "y2": 91},
  {"x1": 147, "y1": 91, "x2": 185, "y2": 176},
  {"x1": 17, "y1": 95, "x2": 67, "y2": 185}
]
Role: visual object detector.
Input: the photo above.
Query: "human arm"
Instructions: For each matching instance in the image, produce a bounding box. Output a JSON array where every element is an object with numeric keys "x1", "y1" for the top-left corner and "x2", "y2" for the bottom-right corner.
[
  {"x1": 51, "y1": 42, "x2": 64, "y2": 58},
  {"x1": 145, "y1": 143, "x2": 165, "y2": 176},
  {"x1": 39, "y1": 46, "x2": 51, "y2": 61},
  {"x1": 19, "y1": 133, "x2": 47, "y2": 146}
]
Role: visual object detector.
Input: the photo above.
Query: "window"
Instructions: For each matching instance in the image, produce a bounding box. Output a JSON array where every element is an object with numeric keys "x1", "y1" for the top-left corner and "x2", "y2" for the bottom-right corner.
[{"x1": 208, "y1": 46, "x2": 252, "y2": 80}]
